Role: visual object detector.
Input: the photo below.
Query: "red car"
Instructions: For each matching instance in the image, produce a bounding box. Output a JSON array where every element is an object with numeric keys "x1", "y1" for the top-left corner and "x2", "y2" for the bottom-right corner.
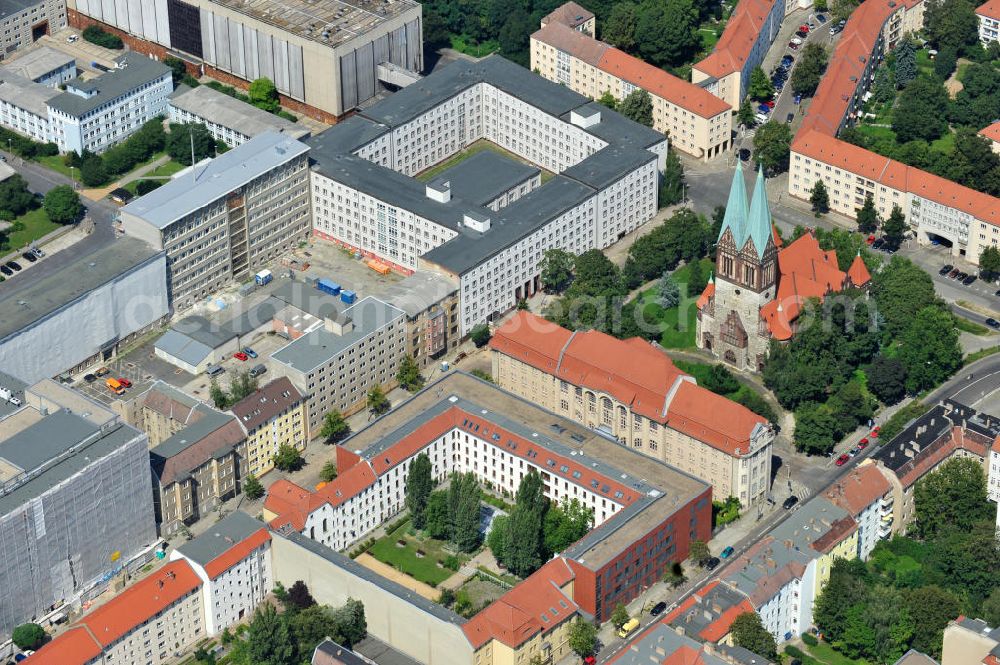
[
  {"x1": 857, "y1": 438, "x2": 869, "y2": 449},
  {"x1": 765, "y1": 99, "x2": 776, "y2": 108},
  {"x1": 584, "y1": 657, "x2": 597, "y2": 665},
  {"x1": 870, "y1": 427, "x2": 880, "y2": 438},
  {"x1": 799, "y1": 24, "x2": 810, "y2": 32},
  {"x1": 836, "y1": 454, "x2": 850, "y2": 466},
  {"x1": 233, "y1": 352, "x2": 249, "y2": 361},
  {"x1": 118, "y1": 377, "x2": 132, "y2": 388}
]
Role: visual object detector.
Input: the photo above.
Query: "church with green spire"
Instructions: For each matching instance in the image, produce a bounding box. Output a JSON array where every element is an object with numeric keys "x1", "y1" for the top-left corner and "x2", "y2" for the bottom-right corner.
[{"x1": 695, "y1": 163, "x2": 779, "y2": 372}]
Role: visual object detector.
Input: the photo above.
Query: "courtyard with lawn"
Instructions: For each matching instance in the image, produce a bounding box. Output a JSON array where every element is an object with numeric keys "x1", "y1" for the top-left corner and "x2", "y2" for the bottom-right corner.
[
  {"x1": 414, "y1": 139, "x2": 554, "y2": 183},
  {"x1": 367, "y1": 520, "x2": 469, "y2": 587},
  {"x1": 630, "y1": 258, "x2": 713, "y2": 349}
]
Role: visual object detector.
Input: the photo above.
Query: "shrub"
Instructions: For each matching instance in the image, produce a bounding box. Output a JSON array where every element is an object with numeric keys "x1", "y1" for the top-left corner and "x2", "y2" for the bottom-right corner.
[
  {"x1": 443, "y1": 555, "x2": 460, "y2": 571},
  {"x1": 83, "y1": 25, "x2": 124, "y2": 49},
  {"x1": 801, "y1": 632, "x2": 818, "y2": 646},
  {"x1": 135, "y1": 179, "x2": 163, "y2": 196},
  {"x1": 784, "y1": 645, "x2": 805, "y2": 658}
]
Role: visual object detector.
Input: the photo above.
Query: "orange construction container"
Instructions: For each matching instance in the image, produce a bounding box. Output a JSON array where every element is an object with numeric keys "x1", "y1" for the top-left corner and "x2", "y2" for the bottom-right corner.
[{"x1": 367, "y1": 260, "x2": 390, "y2": 275}]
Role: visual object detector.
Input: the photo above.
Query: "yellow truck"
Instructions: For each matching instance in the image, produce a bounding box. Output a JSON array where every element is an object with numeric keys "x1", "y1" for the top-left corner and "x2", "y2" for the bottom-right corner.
[
  {"x1": 618, "y1": 617, "x2": 640, "y2": 639},
  {"x1": 105, "y1": 378, "x2": 125, "y2": 395}
]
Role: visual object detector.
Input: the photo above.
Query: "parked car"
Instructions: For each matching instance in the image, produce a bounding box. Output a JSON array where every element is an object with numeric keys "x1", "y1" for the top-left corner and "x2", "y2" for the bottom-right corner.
[
  {"x1": 739, "y1": 148, "x2": 751, "y2": 161},
  {"x1": 249, "y1": 364, "x2": 267, "y2": 377},
  {"x1": 95, "y1": 366, "x2": 110, "y2": 377},
  {"x1": 233, "y1": 351, "x2": 249, "y2": 361},
  {"x1": 796, "y1": 29, "x2": 808, "y2": 38},
  {"x1": 836, "y1": 453, "x2": 850, "y2": 466},
  {"x1": 788, "y1": 41, "x2": 800, "y2": 50},
  {"x1": 765, "y1": 99, "x2": 775, "y2": 108},
  {"x1": 782, "y1": 55, "x2": 795, "y2": 65},
  {"x1": 244, "y1": 347, "x2": 258, "y2": 359},
  {"x1": 67, "y1": 34, "x2": 79, "y2": 42},
  {"x1": 799, "y1": 24, "x2": 810, "y2": 32},
  {"x1": 817, "y1": 13, "x2": 827, "y2": 21},
  {"x1": 720, "y1": 546, "x2": 735, "y2": 559},
  {"x1": 873, "y1": 238, "x2": 885, "y2": 249},
  {"x1": 858, "y1": 438, "x2": 869, "y2": 449},
  {"x1": 758, "y1": 103, "x2": 771, "y2": 114},
  {"x1": 118, "y1": 377, "x2": 132, "y2": 388},
  {"x1": 794, "y1": 93, "x2": 802, "y2": 104},
  {"x1": 32, "y1": 247, "x2": 44, "y2": 258},
  {"x1": 948, "y1": 268, "x2": 961, "y2": 278},
  {"x1": 21, "y1": 252, "x2": 37, "y2": 263},
  {"x1": 871, "y1": 426, "x2": 880, "y2": 437},
  {"x1": 963, "y1": 275, "x2": 978, "y2": 285},
  {"x1": 783, "y1": 495, "x2": 799, "y2": 509},
  {"x1": 83, "y1": 374, "x2": 97, "y2": 383},
  {"x1": 584, "y1": 657, "x2": 597, "y2": 665},
  {"x1": 6, "y1": 261, "x2": 21, "y2": 272},
  {"x1": 830, "y1": 24, "x2": 842, "y2": 35},
  {"x1": 206, "y1": 365, "x2": 225, "y2": 377},
  {"x1": 786, "y1": 112, "x2": 795, "y2": 123},
  {"x1": 939, "y1": 264, "x2": 954, "y2": 274},
  {"x1": 705, "y1": 557, "x2": 721, "y2": 570},
  {"x1": 618, "y1": 618, "x2": 640, "y2": 639},
  {"x1": 956, "y1": 271, "x2": 969, "y2": 281},
  {"x1": 0, "y1": 265, "x2": 12, "y2": 276},
  {"x1": 849, "y1": 447, "x2": 860, "y2": 457},
  {"x1": 650, "y1": 601, "x2": 668, "y2": 616},
  {"x1": 986, "y1": 318, "x2": 1000, "y2": 329}
]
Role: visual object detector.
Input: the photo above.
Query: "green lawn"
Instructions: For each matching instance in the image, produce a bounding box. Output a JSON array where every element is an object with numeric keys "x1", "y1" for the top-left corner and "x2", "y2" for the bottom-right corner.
[
  {"x1": 955, "y1": 315, "x2": 990, "y2": 335},
  {"x1": 367, "y1": 521, "x2": 468, "y2": 587},
  {"x1": 36, "y1": 155, "x2": 80, "y2": 181},
  {"x1": 930, "y1": 130, "x2": 955, "y2": 153},
  {"x1": 146, "y1": 159, "x2": 185, "y2": 178},
  {"x1": 699, "y1": 27, "x2": 720, "y2": 52},
  {"x1": 632, "y1": 258, "x2": 713, "y2": 349},
  {"x1": 449, "y1": 35, "x2": 499, "y2": 58},
  {"x1": 916, "y1": 49, "x2": 934, "y2": 76},
  {"x1": 415, "y1": 139, "x2": 553, "y2": 183},
  {"x1": 856, "y1": 124, "x2": 896, "y2": 143},
  {"x1": 806, "y1": 642, "x2": 870, "y2": 665},
  {"x1": 2, "y1": 207, "x2": 59, "y2": 251}
]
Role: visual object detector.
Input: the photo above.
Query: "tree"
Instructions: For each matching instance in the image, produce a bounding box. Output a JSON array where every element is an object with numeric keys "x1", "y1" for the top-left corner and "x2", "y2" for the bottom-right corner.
[
  {"x1": 602, "y1": 1, "x2": 638, "y2": 50},
  {"x1": 367, "y1": 386, "x2": 390, "y2": 416},
  {"x1": 82, "y1": 25, "x2": 123, "y2": 49},
  {"x1": 897, "y1": 306, "x2": 962, "y2": 393},
  {"x1": 933, "y1": 46, "x2": 958, "y2": 79},
  {"x1": 871, "y1": 256, "x2": 939, "y2": 337},
  {"x1": 273, "y1": 444, "x2": 304, "y2": 472},
  {"x1": 793, "y1": 402, "x2": 838, "y2": 455},
  {"x1": 687, "y1": 258, "x2": 707, "y2": 298},
  {"x1": 810, "y1": 180, "x2": 830, "y2": 216},
  {"x1": 167, "y1": 122, "x2": 217, "y2": 165},
  {"x1": 882, "y1": 204, "x2": 907, "y2": 249},
  {"x1": 815, "y1": 558, "x2": 871, "y2": 640},
  {"x1": 79, "y1": 154, "x2": 108, "y2": 187},
  {"x1": 287, "y1": 580, "x2": 316, "y2": 611},
  {"x1": 543, "y1": 499, "x2": 593, "y2": 556},
  {"x1": 841, "y1": 587, "x2": 914, "y2": 663},
  {"x1": 895, "y1": 37, "x2": 918, "y2": 88},
  {"x1": 406, "y1": 453, "x2": 434, "y2": 529},
  {"x1": 424, "y1": 490, "x2": 451, "y2": 540},
  {"x1": 867, "y1": 355, "x2": 908, "y2": 404},
  {"x1": 982, "y1": 587, "x2": 1000, "y2": 627},
  {"x1": 947, "y1": 128, "x2": 1000, "y2": 196},
  {"x1": 611, "y1": 603, "x2": 630, "y2": 629},
  {"x1": 164, "y1": 56, "x2": 188, "y2": 84},
  {"x1": 498, "y1": 471, "x2": 546, "y2": 576},
  {"x1": 689, "y1": 540, "x2": 710, "y2": 563},
  {"x1": 41, "y1": 185, "x2": 81, "y2": 224},
  {"x1": 873, "y1": 64, "x2": 897, "y2": 104},
  {"x1": 597, "y1": 90, "x2": 618, "y2": 110},
  {"x1": 924, "y1": 0, "x2": 980, "y2": 54},
  {"x1": 753, "y1": 121, "x2": 792, "y2": 175},
  {"x1": 230, "y1": 371, "x2": 259, "y2": 402},
  {"x1": 248, "y1": 77, "x2": 280, "y2": 112},
  {"x1": 905, "y1": 585, "x2": 960, "y2": 658},
  {"x1": 330, "y1": 598, "x2": 367, "y2": 647},
  {"x1": 470, "y1": 323, "x2": 491, "y2": 347},
  {"x1": 452, "y1": 472, "x2": 482, "y2": 552},
  {"x1": 856, "y1": 194, "x2": 880, "y2": 233},
  {"x1": 737, "y1": 99, "x2": 756, "y2": 128},
  {"x1": 635, "y1": 0, "x2": 700, "y2": 67},
  {"x1": 748, "y1": 67, "x2": 774, "y2": 101},
  {"x1": 12, "y1": 623, "x2": 46, "y2": 651},
  {"x1": 245, "y1": 604, "x2": 297, "y2": 665},
  {"x1": 289, "y1": 605, "x2": 337, "y2": 656},
  {"x1": 730, "y1": 612, "x2": 778, "y2": 660},
  {"x1": 540, "y1": 248, "x2": 575, "y2": 293},
  {"x1": 791, "y1": 42, "x2": 828, "y2": 96},
  {"x1": 659, "y1": 274, "x2": 681, "y2": 308},
  {"x1": 982, "y1": 247, "x2": 1000, "y2": 277},
  {"x1": 243, "y1": 474, "x2": 264, "y2": 500},
  {"x1": 659, "y1": 150, "x2": 685, "y2": 207},
  {"x1": 914, "y1": 457, "x2": 991, "y2": 539},
  {"x1": 486, "y1": 513, "x2": 510, "y2": 561},
  {"x1": 319, "y1": 410, "x2": 350, "y2": 443},
  {"x1": 892, "y1": 77, "x2": 951, "y2": 143},
  {"x1": 618, "y1": 89, "x2": 653, "y2": 127},
  {"x1": 568, "y1": 619, "x2": 598, "y2": 658},
  {"x1": 209, "y1": 381, "x2": 229, "y2": 410},
  {"x1": 397, "y1": 355, "x2": 424, "y2": 392},
  {"x1": 0, "y1": 175, "x2": 36, "y2": 218},
  {"x1": 319, "y1": 460, "x2": 338, "y2": 483}
]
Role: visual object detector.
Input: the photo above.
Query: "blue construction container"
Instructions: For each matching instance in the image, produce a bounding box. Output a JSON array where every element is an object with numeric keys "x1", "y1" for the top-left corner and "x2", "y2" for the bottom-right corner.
[
  {"x1": 340, "y1": 290, "x2": 357, "y2": 304},
  {"x1": 317, "y1": 278, "x2": 341, "y2": 296}
]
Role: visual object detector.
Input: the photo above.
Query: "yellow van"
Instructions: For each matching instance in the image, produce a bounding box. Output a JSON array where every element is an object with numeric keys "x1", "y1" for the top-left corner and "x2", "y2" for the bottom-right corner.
[
  {"x1": 618, "y1": 617, "x2": 640, "y2": 638},
  {"x1": 105, "y1": 378, "x2": 125, "y2": 395}
]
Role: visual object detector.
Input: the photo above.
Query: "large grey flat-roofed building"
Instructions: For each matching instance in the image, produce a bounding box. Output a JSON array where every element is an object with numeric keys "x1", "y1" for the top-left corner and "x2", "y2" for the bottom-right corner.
[
  {"x1": 0, "y1": 0, "x2": 67, "y2": 62},
  {"x1": 66, "y1": 0, "x2": 422, "y2": 122},
  {"x1": 168, "y1": 84, "x2": 311, "y2": 148},
  {"x1": 271, "y1": 295, "x2": 405, "y2": 432},
  {"x1": 2, "y1": 45, "x2": 76, "y2": 86},
  {"x1": 118, "y1": 131, "x2": 312, "y2": 309},
  {"x1": 0, "y1": 237, "x2": 168, "y2": 384},
  {"x1": 0, "y1": 65, "x2": 59, "y2": 143},
  {"x1": 0, "y1": 390, "x2": 156, "y2": 640}
]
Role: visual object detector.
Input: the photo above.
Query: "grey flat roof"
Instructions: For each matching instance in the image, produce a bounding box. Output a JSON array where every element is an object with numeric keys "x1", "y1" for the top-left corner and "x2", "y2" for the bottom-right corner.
[
  {"x1": 155, "y1": 329, "x2": 216, "y2": 367},
  {"x1": 305, "y1": 115, "x2": 389, "y2": 155},
  {"x1": 375, "y1": 270, "x2": 456, "y2": 318},
  {"x1": 176, "y1": 511, "x2": 267, "y2": 566},
  {"x1": 421, "y1": 176, "x2": 596, "y2": 275},
  {"x1": 271, "y1": 296, "x2": 405, "y2": 373},
  {"x1": 0, "y1": 371, "x2": 27, "y2": 420},
  {"x1": 169, "y1": 84, "x2": 310, "y2": 141},
  {"x1": 561, "y1": 102, "x2": 666, "y2": 151},
  {"x1": 428, "y1": 151, "x2": 539, "y2": 207},
  {"x1": 561, "y1": 144, "x2": 656, "y2": 190},
  {"x1": 270, "y1": 282, "x2": 347, "y2": 320},
  {"x1": 610, "y1": 624, "x2": 737, "y2": 665},
  {"x1": 0, "y1": 420, "x2": 142, "y2": 518},
  {"x1": 0, "y1": 0, "x2": 38, "y2": 19},
  {"x1": 48, "y1": 53, "x2": 170, "y2": 116},
  {"x1": 2, "y1": 46, "x2": 75, "y2": 82},
  {"x1": 151, "y1": 405, "x2": 236, "y2": 458},
  {"x1": 0, "y1": 410, "x2": 98, "y2": 473},
  {"x1": 0, "y1": 237, "x2": 163, "y2": 344},
  {"x1": 0, "y1": 66, "x2": 60, "y2": 117},
  {"x1": 121, "y1": 132, "x2": 309, "y2": 230},
  {"x1": 361, "y1": 56, "x2": 589, "y2": 128}
]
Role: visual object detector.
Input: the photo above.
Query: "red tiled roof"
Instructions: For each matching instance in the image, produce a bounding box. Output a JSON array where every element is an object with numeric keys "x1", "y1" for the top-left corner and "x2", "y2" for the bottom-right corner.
[
  {"x1": 896, "y1": 426, "x2": 990, "y2": 488},
  {"x1": 264, "y1": 479, "x2": 313, "y2": 530},
  {"x1": 462, "y1": 558, "x2": 577, "y2": 649},
  {"x1": 491, "y1": 312, "x2": 767, "y2": 456},
  {"x1": 824, "y1": 463, "x2": 891, "y2": 516},
  {"x1": 26, "y1": 626, "x2": 102, "y2": 665},
  {"x1": 531, "y1": 23, "x2": 609, "y2": 67},
  {"x1": 977, "y1": 0, "x2": 1000, "y2": 19},
  {"x1": 541, "y1": 1, "x2": 594, "y2": 29},
  {"x1": 811, "y1": 516, "x2": 859, "y2": 554},
  {"x1": 204, "y1": 528, "x2": 271, "y2": 579},
  {"x1": 229, "y1": 377, "x2": 303, "y2": 434},
  {"x1": 979, "y1": 121, "x2": 1000, "y2": 145},
  {"x1": 663, "y1": 645, "x2": 710, "y2": 665},
  {"x1": 694, "y1": 0, "x2": 780, "y2": 78},
  {"x1": 847, "y1": 253, "x2": 871, "y2": 287},
  {"x1": 696, "y1": 280, "x2": 715, "y2": 309},
  {"x1": 80, "y1": 561, "x2": 201, "y2": 647}
]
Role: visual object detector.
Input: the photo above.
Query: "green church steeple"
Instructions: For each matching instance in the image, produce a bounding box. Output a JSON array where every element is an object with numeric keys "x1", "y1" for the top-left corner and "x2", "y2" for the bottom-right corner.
[
  {"x1": 718, "y1": 161, "x2": 749, "y2": 245},
  {"x1": 745, "y1": 165, "x2": 773, "y2": 259}
]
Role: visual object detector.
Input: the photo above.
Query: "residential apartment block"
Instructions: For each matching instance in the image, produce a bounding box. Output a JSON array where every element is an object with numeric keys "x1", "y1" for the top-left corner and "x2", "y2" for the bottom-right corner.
[
  {"x1": 270, "y1": 296, "x2": 406, "y2": 434},
  {"x1": 3, "y1": 46, "x2": 76, "y2": 86},
  {"x1": 264, "y1": 371, "x2": 712, "y2": 625},
  {"x1": 377, "y1": 270, "x2": 461, "y2": 369},
  {"x1": 822, "y1": 463, "x2": 893, "y2": 560},
  {"x1": 65, "y1": 0, "x2": 421, "y2": 122},
  {"x1": 168, "y1": 84, "x2": 310, "y2": 148},
  {"x1": 530, "y1": 18, "x2": 732, "y2": 160},
  {"x1": 691, "y1": 0, "x2": 785, "y2": 108},
  {"x1": 978, "y1": 0, "x2": 1000, "y2": 43},
  {"x1": 490, "y1": 311, "x2": 775, "y2": 506},
  {"x1": 228, "y1": 376, "x2": 308, "y2": 478},
  {"x1": 787, "y1": 0, "x2": 1000, "y2": 265},
  {"x1": 609, "y1": 621, "x2": 775, "y2": 665},
  {"x1": 0, "y1": 0, "x2": 67, "y2": 61},
  {"x1": 308, "y1": 55, "x2": 667, "y2": 335},
  {"x1": 119, "y1": 132, "x2": 311, "y2": 308},
  {"x1": 540, "y1": 1, "x2": 596, "y2": 35},
  {"x1": 0, "y1": 64, "x2": 59, "y2": 142},
  {"x1": 170, "y1": 511, "x2": 272, "y2": 635},
  {"x1": 0, "y1": 382, "x2": 156, "y2": 640},
  {"x1": 30, "y1": 514, "x2": 273, "y2": 665}
]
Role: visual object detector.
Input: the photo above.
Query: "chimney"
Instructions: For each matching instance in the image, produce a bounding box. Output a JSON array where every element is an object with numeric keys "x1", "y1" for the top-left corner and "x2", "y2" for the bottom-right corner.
[{"x1": 324, "y1": 314, "x2": 354, "y2": 335}]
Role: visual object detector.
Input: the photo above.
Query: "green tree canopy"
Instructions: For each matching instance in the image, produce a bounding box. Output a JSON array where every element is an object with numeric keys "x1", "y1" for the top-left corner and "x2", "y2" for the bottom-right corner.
[
  {"x1": 635, "y1": 0, "x2": 700, "y2": 67},
  {"x1": 914, "y1": 457, "x2": 991, "y2": 539},
  {"x1": 748, "y1": 66, "x2": 774, "y2": 101},
  {"x1": 981, "y1": 246, "x2": 1000, "y2": 277},
  {"x1": 405, "y1": 453, "x2": 434, "y2": 529},
  {"x1": 905, "y1": 585, "x2": 960, "y2": 658},
  {"x1": 397, "y1": 355, "x2": 424, "y2": 392},
  {"x1": 367, "y1": 386, "x2": 390, "y2": 416},
  {"x1": 896, "y1": 306, "x2": 962, "y2": 393},
  {"x1": 895, "y1": 37, "x2": 918, "y2": 88},
  {"x1": 248, "y1": 77, "x2": 280, "y2": 112},
  {"x1": 0, "y1": 175, "x2": 36, "y2": 218},
  {"x1": 856, "y1": 194, "x2": 880, "y2": 233},
  {"x1": 12, "y1": 623, "x2": 46, "y2": 651},
  {"x1": 924, "y1": 0, "x2": 980, "y2": 54},
  {"x1": 618, "y1": 89, "x2": 654, "y2": 127},
  {"x1": 273, "y1": 444, "x2": 304, "y2": 472},
  {"x1": 319, "y1": 410, "x2": 350, "y2": 443},
  {"x1": 814, "y1": 558, "x2": 872, "y2": 642},
  {"x1": 892, "y1": 77, "x2": 951, "y2": 143},
  {"x1": 882, "y1": 204, "x2": 907, "y2": 249},
  {"x1": 753, "y1": 121, "x2": 792, "y2": 175},
  {"x1": 737, "y1": 99, "x2": 756, "y2": 127},
  {"x1": 791, "y1": 42, "x2": 829, "y2": 96},
  {"x1": 470, "y1": 323, "x2": 492, "y2": 347},
  {"x1": 540, "y1": 248, "x2": 575, "y2": 293},
  {"x1": 659, "y1": 150, "x2": 685, "y2": 207},
  {"x1": 730, "y1": 612, "x2": 777, "y2": 660},
  {"x1": 867, "y1": 355, "x2": 908, "y2": 404},
  {"x1": 689, "y1": 539, "x2": 710, "y2": 563},
  {"x1": 568, "y1": 619, "x2": 598, "y2": 658},
  {"x1": 43, "y1": 185, "x2": 82, "y2": 224},
  {"x1": 243, "y1": 474, "x2": 264, "y2": 500},
  {"x1": 319, "y1": 460, "x2": 338, "y2": 482},
  {"x1": 542, "y1": 498, "x2": 593, "y2": 556},
  {"x1": 167, "y1": 122, "x2": 217, "y2": 165},
  {"x1": 810, "y1": 180, "x2": 830, "y2": 216},
  {"x1": 871, "y1": 256, "x2": 940, "y2": 337},
  {"x1": 245, "y1": 604, "x2": 297, "y2": 665},
  {"x1": 601, "y1": 2, "x2": 638, "y2": 49}
]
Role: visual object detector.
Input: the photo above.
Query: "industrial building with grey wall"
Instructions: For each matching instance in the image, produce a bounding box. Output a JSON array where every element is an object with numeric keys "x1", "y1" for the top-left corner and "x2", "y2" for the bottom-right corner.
[{"x1": 65, "y1": 0, "x2": 422, "y2": 122}]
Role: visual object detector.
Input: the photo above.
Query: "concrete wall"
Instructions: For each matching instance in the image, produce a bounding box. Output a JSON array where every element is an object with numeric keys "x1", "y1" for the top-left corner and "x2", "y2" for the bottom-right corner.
[{"x1": 270, "y1": 532, "x2": 473, "y2": 665}]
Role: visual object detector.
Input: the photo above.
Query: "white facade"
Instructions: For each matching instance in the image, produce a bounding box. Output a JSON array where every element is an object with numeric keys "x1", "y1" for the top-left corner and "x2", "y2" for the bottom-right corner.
[
  {"x1": 755, "y1": 561, "x2": 816, "y2": 643},
  {"x1": 0, "y1": 0, "x2": 66, "y2": 60},
  {"x1": 303, "y1": 422, "x2": 625, "y2": 552},
  {"x1": 0, "y1": 92, "x2": 49, "y2": 141},
  {"x1": 980, "y1": 9, "x2": 999, "y2": 43}
]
